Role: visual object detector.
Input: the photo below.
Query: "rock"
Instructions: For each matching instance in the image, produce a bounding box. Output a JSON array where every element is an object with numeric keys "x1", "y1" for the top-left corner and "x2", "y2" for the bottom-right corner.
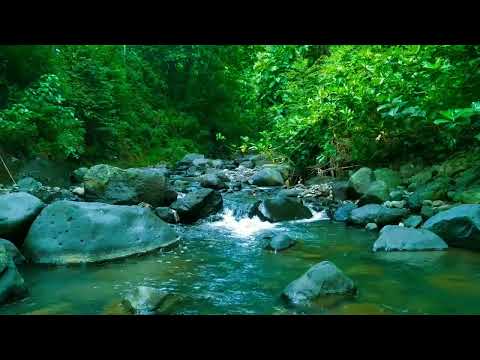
[
  {"x1": 359, "y1": 180, "x2": 389, "y2": 204},
  {"x1": 407, "y1": 177, "x2": 451, "y2": 210},
  {"x1": 403, "y1": 215, "x2": 423, "y2": 228},
  {"x1": 332, "y1": 180, "x2": 349, "y2": 201},
  {"x1": 239, "y1": 160, "x2": 255, "y2": 169},
  {"x1": 373, "y1": 225, "x2": 448, "y2": 252},
  {"x1": 16, "y1": 157, "x2": 75, "y2": 188},
  {"x1": 278, "y1": 188, "x2": 303, "y2": 198},
  {"x1": 422, "y1": 204, "x2": 480, "y2": 250},
  {"x1": 170, "y1": 188, "x2": 223, "y2": 224},
  {"x1": 22, "y1": 201, "x2": 179, "y2": 264},
  {"x1": 177, "y1": 153, "x2": 205, "y2": 168},
  {"x1": 83, "y1": 164, "x2": 177, "y2": 207},
  {"x1": 264, "y1": 234, "x2": 296, "y2": 251},
  {"x1": 251, "y1": 168, "x2": 284, "y2": 187},
  {"x1": 0, "y1": 245, "x2": 28, "y2": 305},
  {"x1": 72, "y1": 186, "x2": 85, "y2": 196},
  {"x1": 389, "y1": 190, "x2": 404, "y2": 201},
  {"x1": 252, "y1": 196, "x2": 313, "y2": 222},
  {"x1": 421, "y1": 205, "x2": 435, "y2": 218},
  {"x1": 432, "y1": 200, "x2": 445, "y2": 207},
  {"x1": 186, "y1": 166, "x2": 203, "y2": 177},
  {"x1": 282, "y1": 261, "x2": 357, "y2": 305},
  {"x1": 365, "y1": 223, "x2": 378, "y2": 231},
  {"x1": 122, "y1": 286, "x2": 180, "y2": 315},
  {"x1": 155, "y1": 207, "x2": 179, "y2": 224},
  {"x1": 347, "y1": 167, "x2": 373, "y2": 198},
  {"x1": 71, "y1": 167, "x2": 89, "y2": 183},
  {"x1": 385, "y1": 200, "x2": 406, "y2": 209},
  {"x1": 200, "y1": 174, "x2": 227, "y2": 190},
  {"x1": 30, "y1": 186, "x2": 79, "y2": 204},
  {"x1": 0, "y1": 239, "x2": 25, "y2": 265},
  {"x1": 0, "y1": 192, "x2": 44, "y2": 245},
  {"x1": 173, "y1": 179, "x2": 193, "y2": 193},
  {"x1": 333, "y1": 203, "x2": 357, "y2": 222},
  {"x1": 192, "y1": 158, "x2": 210, "y2": 168},
  {"x1": 261, "y1": 164, "x2": 291, "y2": 180},
  {"x1": 305, "y1": 175, "x2": 332, "y2": 186},
  {"x1": 17, "y1": 177, "x2": 43, "y2": 193},
  {"x1": 374, "y1": 168, "x2": 401, "y2": 189},
  {"x1": 349, "y1": 204, "x2": 408, "y2": 227}
]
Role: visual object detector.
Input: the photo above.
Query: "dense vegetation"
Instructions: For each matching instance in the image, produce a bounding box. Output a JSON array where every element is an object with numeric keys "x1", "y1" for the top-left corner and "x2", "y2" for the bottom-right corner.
[{"x1": 1, "y1": 45, "x2": 480, "y2": 173}]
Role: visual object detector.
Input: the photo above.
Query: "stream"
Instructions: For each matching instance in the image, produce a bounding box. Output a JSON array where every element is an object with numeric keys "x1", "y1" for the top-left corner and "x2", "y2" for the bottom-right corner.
[{"x1": 1, "y1": 188, "x2": 480, "y2": 315}]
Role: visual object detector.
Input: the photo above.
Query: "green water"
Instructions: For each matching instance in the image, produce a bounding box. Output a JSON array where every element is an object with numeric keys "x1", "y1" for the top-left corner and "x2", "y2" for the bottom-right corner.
[{"x1": 1, "y1": 190, "x2": 480, "y2": 315}]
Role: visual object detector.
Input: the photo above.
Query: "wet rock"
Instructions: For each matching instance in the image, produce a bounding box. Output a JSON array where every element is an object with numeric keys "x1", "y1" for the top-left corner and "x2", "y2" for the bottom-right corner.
[
  {"x1": 17, "y1": 177, "x2": 42, "y2": 193},
  {"x1": 403, "y1": 215, "x2": 423, "y2": 228},
  {"x1": 200, "y1": 174, "x2": 227, "y2": 190},
  {"x1": 389, "y1": 190, "x2": 404, "y2": 201},
  {"x1": 282, "y1": 261, "x2": 357, "y2": 305},
  {"x1": 422, "y1": 204, "x2": 480, "y2": 250},
  {"x1": 0, "y1": 245, "x2": 28, "y2": 305},
  {"x1": 251, "y1": 168, "x2": 284, "y2": 187},
  {"x1": 305, "y1": 175, "x2": 332, "y2": 186},
  {"x1": 278, "y1": 188, "x2": 304, "y2": 198},
  {"x1": 373, "y1": 225, "x2": 448, "y2": 252},
  {"x1": 347, "y1": 167, "x2": 373, "y2": 198},
  {"x1": 22, "y1": 201, "x2": 179, "y2": 264},
  {"x1": 0, "y1": 192, "x2": 44, "y2": 245},
  {"x1": 333, "y1": 202, "x2": 357, "y2": 222},
  {"x1": 71, "y1": 167, "x2": 89, "y2": 183},
  {"x1": 173, "y1": 179, "x2": 193, "y2": 193},
  {"x1": 421, "y1": 205, "x2": 435, "y2": 218},
  {"x1": 170, "y1": 188, "x2": 223, "y2": 224},
  {"x1": 0, "y1": 239, "x2": 25, "y2": 265},
  {"x1": 365, "y1": 223, "x2": 378, "y2": 231},
  {"x1": 84, "y1": 164, "x2": 177, "y2": 207},
  {"x1": 359, "y1": 180, "x2": 389, "y2": 205},
  {"x1": 349, "y1": 204, "x2": 408, "y2": 227},
  {"x1": 176, "y1": 153, "x2": 205, "y2": 168},
  {"x1": 332, "y1": 180, "x2": 349, "y2": 200},
  {"x1": 72, "y1": 186, "x2": 85, "y2": 196},
  {"x1": 264, "y1": 234, "x2": 296, "y2": 251},
  {"x1": 239, "y1": 160, "x2": 255, "y2": 169},
  {"x1": 122, "y1": 286, "x2": 181, "y2": 315},
  {"x1": 251, "y1": 196, "x2": 312, "y2": 222},
  {"x1": 154, "y1": 207, "x2": 179, "y2": 224},
  {"x1": 186, "y1": 166, "x2": 203, "y2": 177}
]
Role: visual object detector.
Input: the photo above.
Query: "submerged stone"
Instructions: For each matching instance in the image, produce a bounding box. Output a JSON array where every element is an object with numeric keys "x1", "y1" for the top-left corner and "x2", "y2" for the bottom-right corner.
[{"x1": 373, "y1": 225, "x2": 448, "y2": 252}]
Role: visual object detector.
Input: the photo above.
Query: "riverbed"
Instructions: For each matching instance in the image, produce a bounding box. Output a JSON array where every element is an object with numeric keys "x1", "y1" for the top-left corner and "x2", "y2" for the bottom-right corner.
[{"x1": 1, "y1": 189, "x2": 480, "y2": 315}]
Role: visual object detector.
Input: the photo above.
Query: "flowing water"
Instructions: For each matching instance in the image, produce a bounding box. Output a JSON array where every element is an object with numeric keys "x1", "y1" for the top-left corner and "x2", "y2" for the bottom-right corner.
[{"x1": 2, "y1": 189, "x2": 480, "y2": 315}]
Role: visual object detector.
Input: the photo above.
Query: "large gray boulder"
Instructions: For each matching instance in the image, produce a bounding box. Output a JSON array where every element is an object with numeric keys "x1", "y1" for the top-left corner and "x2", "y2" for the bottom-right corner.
[
  {"x1": 0, "y1": 245, "x2": 28, "y2": 305},
  {"x1": 422, "y1": 204, "x2": 480, "y2": 250},
  {"x1": 22, "y1": 201, "x2": 179, "y2": 264},
  {"x1": 83, "y1": 164, "x2": 177, "y2": 207},
  {"x1": 170, "y1": 188, "x2": 223, "y2": 224},
  {"x1": 251, "y1": 168, "x2": 284, "y2": 187},
  {"x1": 0, "y1": 239, "x2": 25, "y2": 265},
  {"x1": 347, "y1": 167, "x2": 374, "y2": 198},
  {"x1": 349, "y1": 204, "x2": 407, "y2": 226},
  {"x1": 0, "y1": 192, "x2": 44, "y2": 244},
  {"x1": 282, "y1": 261, "x2": 356, "y2": 305},
  {"x1": 122, "y1": 286, "x2": 181, "y2": 315},
  {"x1": 251, "y1": 196, "x2": 312, "y2": 222},
  {"x1": 373, "y1": 225, "x2": 448, "y2": 252}
]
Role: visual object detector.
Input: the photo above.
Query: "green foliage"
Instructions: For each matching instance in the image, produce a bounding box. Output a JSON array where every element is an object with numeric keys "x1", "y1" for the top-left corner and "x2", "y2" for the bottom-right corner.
[{"x1": 248, "y1": 45, "x2": 480, "y2": 171}]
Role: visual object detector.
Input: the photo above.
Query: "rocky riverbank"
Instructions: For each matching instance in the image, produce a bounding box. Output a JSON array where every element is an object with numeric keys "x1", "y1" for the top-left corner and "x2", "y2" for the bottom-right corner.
[{"x1": 1, "y1": 150, "x2": 480, "y2": 311}]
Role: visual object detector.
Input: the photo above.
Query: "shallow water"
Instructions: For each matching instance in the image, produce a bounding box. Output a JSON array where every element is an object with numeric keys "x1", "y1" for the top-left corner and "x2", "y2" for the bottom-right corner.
[{"x1": 2, "y1": 189, "x2": 480, "y2": 315}]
